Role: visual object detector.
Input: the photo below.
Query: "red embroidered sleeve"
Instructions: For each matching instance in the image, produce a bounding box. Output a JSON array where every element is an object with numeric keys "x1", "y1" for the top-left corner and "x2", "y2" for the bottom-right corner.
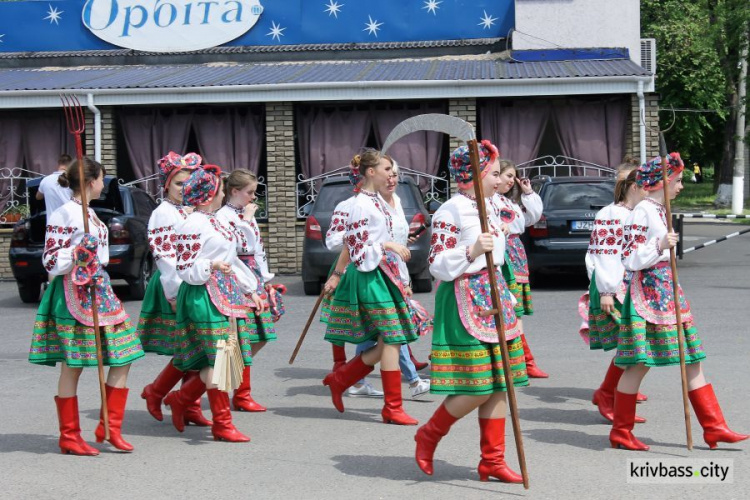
[
  {"x1": 43, "y1": 224, "x2": 75, "y2": 272},
  {"x1": 346, "y1": 218, "x2": 373, "y2": 268},
  {"x1": 621, "y1": 223, "x2": 648, "y2": 259},
  {"x1": 428, "y1": 220, "x2": 460, "y2": 264},
  {"x1": 148, "y1": 225, "x2": 177, "y2": 261},
  {"x1": 587, "y1": 218, "x2": 624, "y2": 255},
  {"x1": 175, "y1": 233, "x2": 203, "y2": 272},
  {"x1": 326, "y1": 210, "x2": 350, "y2": 241}
]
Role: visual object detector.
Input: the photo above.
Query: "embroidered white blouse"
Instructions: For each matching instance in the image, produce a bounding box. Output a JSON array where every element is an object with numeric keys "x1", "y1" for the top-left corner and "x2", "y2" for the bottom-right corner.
[
  {"x1": 344, "y1": 190, "x2": 395, "y2": 272},
  {"x1": 621, "y1": 198, "x2": 669, "y2": 272},
  {"x1": 491, "y1": 192, "x2": 543, "y2": 235},
  {"x1": 174, "y1": 210, "x2": 257, "y2": 293},
  {"x1": 585, "y1": 203, "x2": 631, "y2": 295},
  {"x1": 43, "y1": 199, "x2": 109, "y2": 276},
  {"x1": 216, "y1": 204, "x2": 274, "y2": 283},
  {"x1": 326, "y1": 196, "x2": 356, "y2": 252},
  {"x1": 147, "y1": 200, "x2": 190, "y2": 300},
  {"x1": 383, "y1": 193, "x2": 410, "y2": 285},
  {"x1": 428, "y1": 193, "x2": 507, "y2": 282}
]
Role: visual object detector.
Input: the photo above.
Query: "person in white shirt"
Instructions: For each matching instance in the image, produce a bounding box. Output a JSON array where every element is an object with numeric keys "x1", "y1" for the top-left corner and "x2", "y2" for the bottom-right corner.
[{"x1": 36, "y1": 154, "x2": 73, "y2": 216}]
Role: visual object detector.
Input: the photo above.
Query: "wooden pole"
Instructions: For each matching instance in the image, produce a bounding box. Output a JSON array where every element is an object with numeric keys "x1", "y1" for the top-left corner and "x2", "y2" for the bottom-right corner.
[
  {"x1": 658, "y1": 135, "x2": 693, "y2": 450},
  {"x1": 289, "y1": 290, "x2": 326, "y2": 365},
  {"x1": 468, "y1": 140, "x2": 529, "y2": 488}
]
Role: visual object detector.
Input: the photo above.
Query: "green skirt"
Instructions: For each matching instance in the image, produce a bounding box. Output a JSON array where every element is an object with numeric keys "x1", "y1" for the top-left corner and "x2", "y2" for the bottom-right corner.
[
  {"x1": 614, "y1": 289, "x2": 706, "y2": 367},
  {"x1": 430, "y1": 281, "x2": 528, "y2": 395},
  {"x1": 587, "y1": 272, "x2": 620, "y2": 352},
  {"x1": 324, "y1": 264, "x2": 418, "y2": 346},
  {"x1": 320, "y1": 259, "x2": 337, "y2": 326},
  {"x1": 172, "y1": 283, "x2": 266, "y2": 371},
  {"x1": 137, "y1": 270, "x2": 178, "y2": 356},
  {"x1": 29, "y1": 276, "x2": 144, "y2": 368},
  {"x1": 510, "y1": 282, "x2": 533, "y2": 317}
]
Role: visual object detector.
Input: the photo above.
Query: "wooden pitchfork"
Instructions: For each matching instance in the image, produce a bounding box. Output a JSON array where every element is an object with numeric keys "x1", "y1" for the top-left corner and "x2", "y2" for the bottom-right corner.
[
  {"x1": 643, "y1": 108, "x2": 692, "y2": 450},
  {"x1": 61, "y1": 94, "x2": 109, "y2": 440}
]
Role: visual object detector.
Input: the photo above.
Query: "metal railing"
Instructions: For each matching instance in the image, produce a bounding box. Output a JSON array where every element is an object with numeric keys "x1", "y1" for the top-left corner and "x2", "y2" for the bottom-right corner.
[
  {"x1": 673, "y1": 213, "x2": 750, "y2": 259},
  {"x1": 0, "y1": 167, "x2": 44, "y2": 225},
  {"x1": 295, "y1": 165, "x2": 450, "y2": 218},
  {"x1": 121, "y1": 174, "x2": 269, "y2": 220},
  {"x1": 516, "y1": 155, "x2": 617, "y2": 179}
]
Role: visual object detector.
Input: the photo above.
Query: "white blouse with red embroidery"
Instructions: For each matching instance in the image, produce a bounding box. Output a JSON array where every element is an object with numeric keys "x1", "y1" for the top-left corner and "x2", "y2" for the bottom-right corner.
[
  {"x1": 326, "y1": 196, "x2": 356, "y2": 252},
  {"x1": 491, "y1": 192, "x2": 543, "y2": 235},
  {"x1": 43, "y1": 199, "x2": 109, "y2": 276},
  {"x1": 585, "y1": 202, "x2": 631, "y2": 295},
  {"x1": 216, "y1": 204, "x2": 274, "y2": 283},
  {"x1": 428, "y1": 193, "x2": 507, "y2": 282},
  {"x1": 174, "y1": 210, "x2": 257, "y2": 293},
  {"x1": 345, "y1": 190, "x2": 394, "y2": 272},
  {"x1": 622, "y1": 198, "x2": 669, "y2": 272},
  {"x1": 383, "y1": 193, "x2": 410, "y2": 285},
  {"x1": 147, "y1": 200, "x2": 190, "y2": 300}
]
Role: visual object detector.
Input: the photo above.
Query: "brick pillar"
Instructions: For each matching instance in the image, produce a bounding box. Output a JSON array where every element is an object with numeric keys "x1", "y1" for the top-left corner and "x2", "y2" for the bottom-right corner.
[
  {"x1": 448, "y1": 98, "x2": 477, "y2": 153},
  {"x1": 627, "y1": 93, "x2": 660, "y2": 162},
  {"x1": 265, "y1": 102, "x2": 298, "y2": 274},
  {"x1": 84, "y1": 107, "x2": 118, "y2": 173}
]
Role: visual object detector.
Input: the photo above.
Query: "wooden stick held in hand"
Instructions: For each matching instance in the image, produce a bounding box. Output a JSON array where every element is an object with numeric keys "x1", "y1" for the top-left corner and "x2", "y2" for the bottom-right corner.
[{"x1": 289, "y1": 290, "x2": 326, "y2": 365}]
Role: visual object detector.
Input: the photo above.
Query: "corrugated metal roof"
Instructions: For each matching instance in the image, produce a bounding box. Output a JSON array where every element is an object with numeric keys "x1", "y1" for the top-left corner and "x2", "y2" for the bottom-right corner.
[{"x1": 0, "y1": 57, "x2": 650, "y2": 92}]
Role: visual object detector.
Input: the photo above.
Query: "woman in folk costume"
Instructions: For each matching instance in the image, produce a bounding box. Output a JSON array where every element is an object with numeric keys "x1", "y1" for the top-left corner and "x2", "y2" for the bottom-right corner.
[
  {"x1": 415, "y1": 141, "x2": 528, "y2": 483},
  {"x1": 322, "y1": 148, "x2": 420, "y2": 425},
  {"x1": 584, "y1": 166, "x2": 649, "y2": 424},
  {"x1": 30, "y1": 158, "x2": 144, "y2": 455},
  {"x1": 163, "y1": 165, "x2": 265, "y2": 443},
  {"x1": 610, "y1": 154, "x2": 748, "y2": 451},
  {"x1": 490, "y1": 160, "x2": 548, "y2": 379},
  {"x1": 216, "y1": 169, "x2": 281, "y2": 412},
  {"x1": 138, "y1": 152, "x2": 211, "y2": 428}
]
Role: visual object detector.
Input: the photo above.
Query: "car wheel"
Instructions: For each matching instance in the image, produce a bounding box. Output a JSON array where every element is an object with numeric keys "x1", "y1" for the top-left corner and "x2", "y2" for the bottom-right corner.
[
  {"x1": 18, "y1": 280, "x2": 43, "y2": 303},
  {"x1": 128, "y1": 255, "x2": 153, "y2": 300},
  {"x1": 412, "y1": 277, "x2": 432, "y2": 293},
  {"x1": 303, "y1": 280, "x2": 321, "y2": 296}
]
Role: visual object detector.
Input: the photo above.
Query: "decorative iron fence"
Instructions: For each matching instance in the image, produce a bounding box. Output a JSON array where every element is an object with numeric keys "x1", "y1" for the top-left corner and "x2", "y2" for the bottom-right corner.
[
  {"x1": 516, "y1": 156, "x2": 617, "y2": 179},
  {"x1": 295, "y1": 165, "x2": 450, "y2": 218},
  {"x1": 0, "y1": 167, "x2": 43, "y2": 226}
]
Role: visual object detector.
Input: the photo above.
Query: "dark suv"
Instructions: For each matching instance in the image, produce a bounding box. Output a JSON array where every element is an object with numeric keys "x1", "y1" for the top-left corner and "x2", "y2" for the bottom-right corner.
[
  {"x1": 523, "y1": 176, "x2": 615, "y2": 275},
  {"x1": 301, "y1": 177, "x2": 433, "y2": 295},
  {"x1": 9, "y1": 176, "x2": 156, "y2": 302}
]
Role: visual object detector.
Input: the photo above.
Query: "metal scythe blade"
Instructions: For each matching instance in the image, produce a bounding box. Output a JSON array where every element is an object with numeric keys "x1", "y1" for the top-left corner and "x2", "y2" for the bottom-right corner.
[{"x1": 381, "y1": 113, "x2": 476, "y2": 154}]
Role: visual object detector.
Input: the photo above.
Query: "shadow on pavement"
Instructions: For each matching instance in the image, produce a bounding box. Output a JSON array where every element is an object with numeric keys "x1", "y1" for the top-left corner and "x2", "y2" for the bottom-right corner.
[
  {"x1": 519, "y1": 385, "x2": 594, "y2": 404},
  {"x1": 270, "y1": 405, "x2": 381, "y2": 423},
  {"x1": 519, "y1": 407, "x2": 604, "y2": 427},
  {"x1": 275, "y1": 366, "x2": 331, "y2": 381}
]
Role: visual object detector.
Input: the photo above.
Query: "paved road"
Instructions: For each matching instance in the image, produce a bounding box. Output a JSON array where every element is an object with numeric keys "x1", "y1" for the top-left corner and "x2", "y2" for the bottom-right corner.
[{"x1": 0, "y1": 223, "x2": 748, "y2": 499}]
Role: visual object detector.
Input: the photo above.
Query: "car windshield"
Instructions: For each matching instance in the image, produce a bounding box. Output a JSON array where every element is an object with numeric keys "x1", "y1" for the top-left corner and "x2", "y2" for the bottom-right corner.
[{"x1": 544, "y1": 182, "x2": 614, "y2": 210}]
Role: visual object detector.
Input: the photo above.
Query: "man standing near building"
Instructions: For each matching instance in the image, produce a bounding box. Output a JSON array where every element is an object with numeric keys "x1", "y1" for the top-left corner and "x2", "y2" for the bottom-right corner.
[{"x1": 36, "y1": 154, "x2": 73, "y2": 215}]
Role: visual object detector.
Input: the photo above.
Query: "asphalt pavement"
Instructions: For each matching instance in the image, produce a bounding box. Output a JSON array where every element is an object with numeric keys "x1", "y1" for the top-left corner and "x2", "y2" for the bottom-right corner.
[{"x1": 0, "y1": 222, "x2": 748, "y2": 499}]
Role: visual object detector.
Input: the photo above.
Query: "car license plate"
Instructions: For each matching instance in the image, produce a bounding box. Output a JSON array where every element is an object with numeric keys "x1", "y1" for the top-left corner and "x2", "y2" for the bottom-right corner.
[{"x1": 571, "y1": 220, "x2": 594, "y2": 231}]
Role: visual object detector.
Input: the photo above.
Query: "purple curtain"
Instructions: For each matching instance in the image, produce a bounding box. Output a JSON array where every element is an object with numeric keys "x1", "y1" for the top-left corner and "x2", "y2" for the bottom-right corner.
[
  {"x1": 479, "y1": 100, "x2": 550, "y2": 165},
  {"x1": 371, "y1": 102, "x2": 446, "y2": 176},
  {"x1": 21, "y1": 113, "x2": 75, "y2": 175},
  {"x1": 120, "y1": 109, "x2": 193, "y2": 192},
  {"x1": 553, "y1": 99, "x2": 628, "y2": 174},
  {"x1": 296, "y1": 105, "x2": 371, "y2": 179},
  {"x1": 193, "y1": 107, "x2": 264, "y2": 174}
]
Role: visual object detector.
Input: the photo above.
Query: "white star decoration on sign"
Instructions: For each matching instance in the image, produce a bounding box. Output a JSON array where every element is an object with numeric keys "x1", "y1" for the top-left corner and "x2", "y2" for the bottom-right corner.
[
  {"x1": 363, "y1": 15, "x2": 383, "y2": 37},
  {"x1": 0, "y1": 34, "x2": 4, "y2": 43},
  {"x1": 324, "y1": 0, "x2": 343, "y2": 18},
  {"x1": 266, "y1": 21, "x2": 286, "y2": 42},
  {"x1": 478, "y1": 10, "x2": 497, "y2": 29},
  {"x1": 44, "y1": 4, "x2": 64, "y2": 25},
  {"x1": 423, "y1": 0, "x2": 441, "y2": 15}
]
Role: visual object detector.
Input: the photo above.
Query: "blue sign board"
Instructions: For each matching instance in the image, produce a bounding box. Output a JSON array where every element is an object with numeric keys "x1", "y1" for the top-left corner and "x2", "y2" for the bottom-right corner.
[{"x1": 0, "y1": 0, "x2": 514, "y2": 53}]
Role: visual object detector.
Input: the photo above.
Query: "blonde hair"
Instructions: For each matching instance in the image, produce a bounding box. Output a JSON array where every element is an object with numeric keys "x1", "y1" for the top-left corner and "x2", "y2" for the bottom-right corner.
[
  {"x1": 224, "y1": 169, "x2": 257, "y2": 198},
  {"x1": 352, "y1": 149, "x2": 393, "y2": 178}
]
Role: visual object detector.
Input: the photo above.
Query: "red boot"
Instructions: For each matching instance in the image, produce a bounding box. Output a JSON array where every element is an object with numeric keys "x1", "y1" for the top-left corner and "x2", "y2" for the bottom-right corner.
[
  {"x1": 408, "y1": 345, "x2": 429, "y2": 371},
  {"x1": 207, "y1": 389, "x2": 250, "y2": 443},
  {"x1": 609, "y1": 391, "x2": 649, "y2": 451},
  {"x1": 163, "y1": 373, "x2": 207, "y2": 433},
  {"x1": 181, "y1": 371, "x2": 212, "y2": 426},
  {"x1": 381, "y1": 370, "x2": 418, "y2": 425},
  {"x1": 592, "y1": 360, "x2": 646, "y2": 423},
  {"x1": 232, "y1": 366, "x2": 267, "y2": 412},
  {"x1": 415, "y1": 404, "x2": 458, "y2": 475},
  {"x1": 322, "y1": 355, "x2": 374, "y2": 413},
  {"x1": 637, "y1": 392, "x2": 648, "y2": 403},
  {"x1": 94, "y1": 385, "x2": 134, "y2": 452},
  {"x1": 332, "y1": 344, "x2": 347, "y2": 372},
  {"x1": 477, "y1": 417, "x2": 523, "y2": 483},
  {"x1": 521, "y1": 334, "x2": 548, "y2": 378},
  {"x1": 54, "y1": 396, "x2": 99, "y2": 456},
  {"x1": 689, "y1": 384, "x2": 749, "y2": 449},
  {"x1": 141, "y1": 360, "x2": 183, "y2": 421}
]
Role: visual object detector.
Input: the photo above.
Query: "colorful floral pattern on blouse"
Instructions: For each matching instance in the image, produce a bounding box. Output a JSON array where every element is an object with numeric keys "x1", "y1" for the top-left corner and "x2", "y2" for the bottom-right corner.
[
  {"x1": 428, "y1": 220, "x2": 460, "y2": 265},
  {"x1": 174, "y1": 234, "x2": 203, "y2": 272},
  {"x1": 588, "y1": 219, "x2": 625, "y2": 255},
  {"x1": 454, "y1": 267, "x2": 520, "y2": 343},
  {"x1": 631, "y1": 261, "x2": 693, "y2": 325}
]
